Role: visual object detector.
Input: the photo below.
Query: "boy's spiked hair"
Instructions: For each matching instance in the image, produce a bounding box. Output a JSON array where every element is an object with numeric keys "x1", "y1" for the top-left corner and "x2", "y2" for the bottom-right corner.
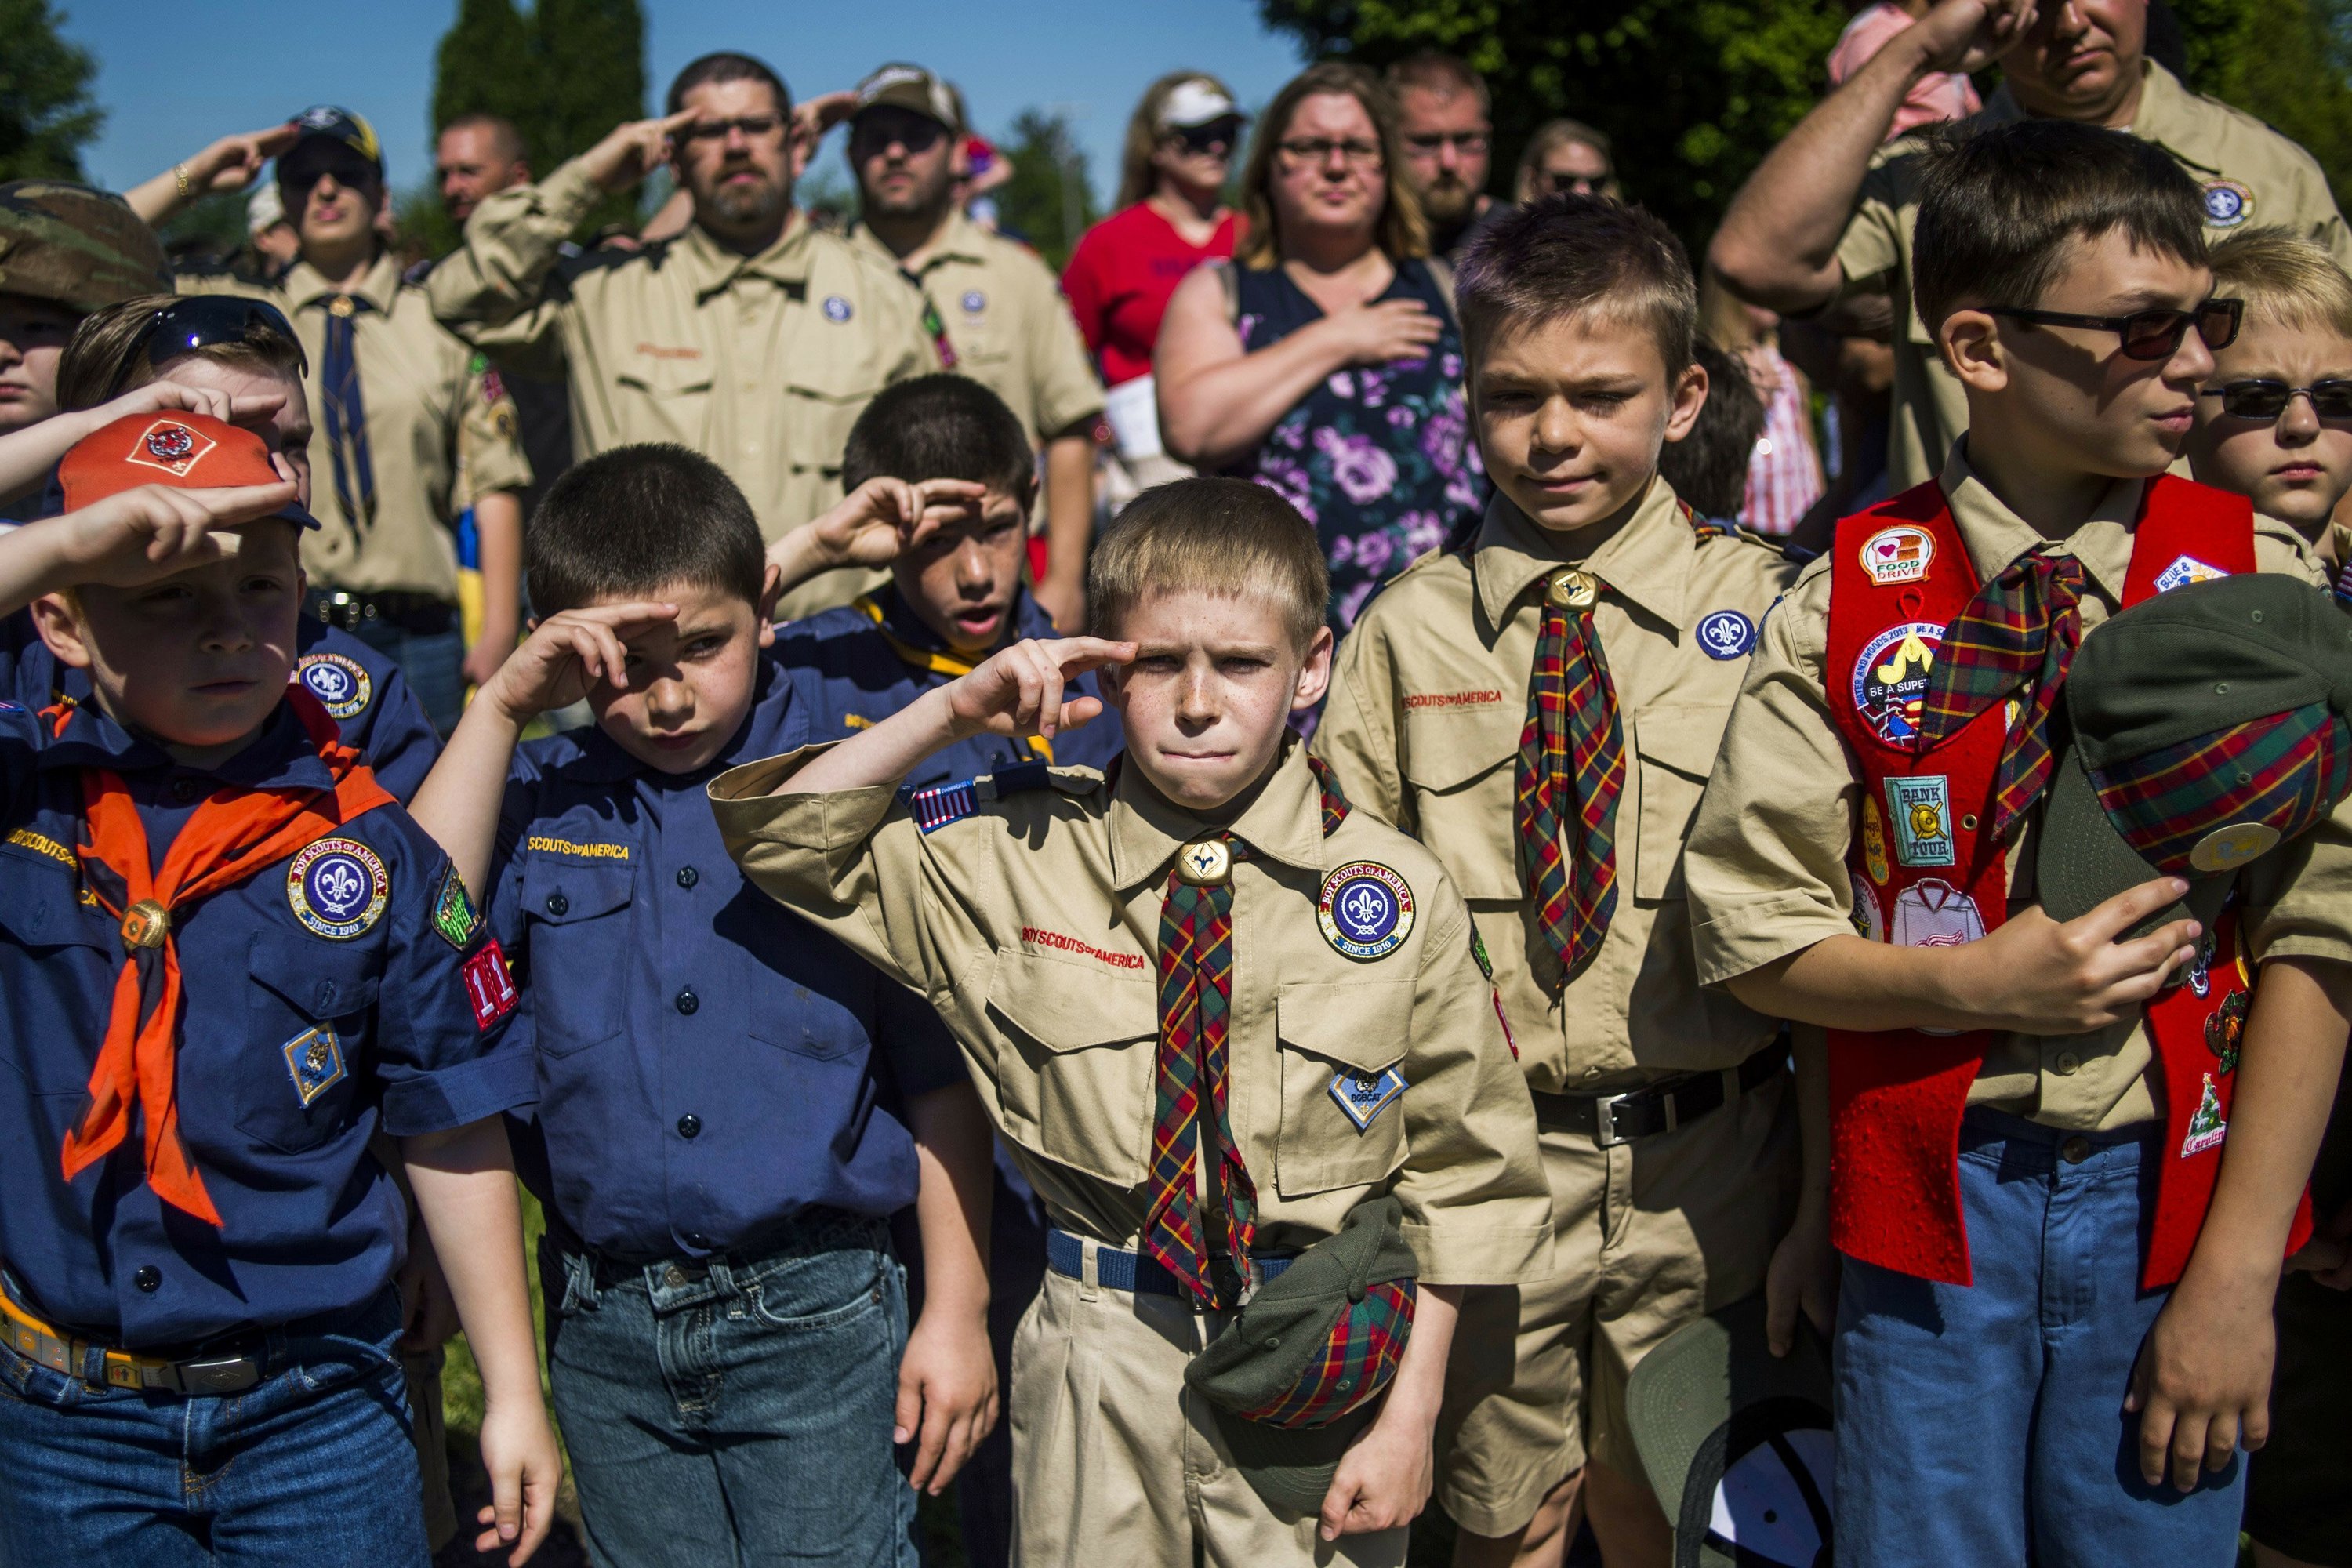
[
  {"x1": 1912, "y1": 119, "x2": 2208, "y2": 336},
  {"x1": 1454, "y1": 193, "x2": 1697, "y2": 374},
  {"x1": 2207, "y1": 225, "x2": 2352, "y2": 340},
  {"x1": 1086, "y1": 477, "x2": 1327, "y2": 652},
  {"x1": 841, "y1": 374, "x2": 1037, "y2": 504},
  {"x1": 526, "y1": 444, "x2": 765, "y2": 617}
]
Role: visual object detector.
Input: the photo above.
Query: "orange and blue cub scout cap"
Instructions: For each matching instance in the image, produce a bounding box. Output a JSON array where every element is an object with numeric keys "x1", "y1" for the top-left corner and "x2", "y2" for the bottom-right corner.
[
  {"x1": 2038, "y1": 573, "x2": 2352, "y2": 930},
  {"x1": 59, "y1": 410, "x2": 319, "y2": 530}
]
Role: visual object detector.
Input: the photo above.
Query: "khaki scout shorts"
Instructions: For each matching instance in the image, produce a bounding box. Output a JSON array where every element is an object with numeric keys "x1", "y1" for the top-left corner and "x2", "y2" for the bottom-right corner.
[
  {"x1": 1434, "y1": 1075, "x2": 1798, "y2": 1537},
  {"x1": 1011, "y1": 1250, "x2": 1408, "y2": 1568}
]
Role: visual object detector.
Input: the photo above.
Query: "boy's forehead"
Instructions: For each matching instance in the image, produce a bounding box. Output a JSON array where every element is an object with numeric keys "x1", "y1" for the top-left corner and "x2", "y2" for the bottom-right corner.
[
  {"x1": 1483, "y1": 305, "x2": 1668, "y2": 379},
  {"x1": 2043, "y1": 230, "x2": 2210, "y2": 306},
  {"x1": 2213, "y1": 311, "x2": 2352, "y2": 369},
  {"x1": 1116, "y1": 583, "x2": 1294, "y2": 641}
]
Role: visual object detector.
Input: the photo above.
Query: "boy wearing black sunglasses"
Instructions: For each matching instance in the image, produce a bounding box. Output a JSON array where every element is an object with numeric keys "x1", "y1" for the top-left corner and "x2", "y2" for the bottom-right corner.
[{"x1": 1685, "y1": 118, "x2": 2352, "y2": 1565}]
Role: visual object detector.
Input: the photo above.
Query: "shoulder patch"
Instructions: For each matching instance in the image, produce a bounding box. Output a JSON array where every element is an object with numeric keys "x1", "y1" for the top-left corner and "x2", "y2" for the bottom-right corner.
[
  {"x1": 431, "y1": 862, "x2": 483, "y2": 949},
  {"x1": 295, "y1": 651, "x2": 372, "y2": 720},
  {"x1": 287, "y1": 838, "x2": 390, "y2": 940}
]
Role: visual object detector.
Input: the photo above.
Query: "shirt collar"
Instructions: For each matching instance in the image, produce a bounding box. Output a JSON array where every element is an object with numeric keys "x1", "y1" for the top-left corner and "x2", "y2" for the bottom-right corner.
[
  {"x1": 1472, "y1": 477, "x2": 1695, "y2": 628},
  {"x1": 873, "y1": 584, "x2": 1058, "y2": 665},
  {"x1": 559, "y1": 655, "x2": 798, "y2": 784},
  {"x1": 1108, "y1": 736, "x2": 1328, "y2": 891},
  {"x1": 2124, "y1": 63, "x2": 2219, "y2": 172},
  {"x1": 678, "y1": 212, "x2": 815, "y2": 299},
  {"x1": 39, "y1": 696, "x2": 337, "y2": 792},
  {"x1": 286, "y1": 251, "x2": 401, "y2": 314},
  {"x1": 1938, "y1": 435, "x2": 2147, "y2": 602}
]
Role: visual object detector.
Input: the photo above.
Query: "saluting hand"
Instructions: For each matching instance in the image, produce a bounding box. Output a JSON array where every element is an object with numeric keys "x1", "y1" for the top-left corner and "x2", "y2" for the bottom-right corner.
[
  {"x1": 475, "y1": 601, "x2": 681, "y2": 723},
  {"x1": 581, "y1": 110, "x2": 700, "y2": 192},
  {"x1": 41, "y1": 480, "x2": 300, "y2": 590},
  {"x1": 1946, "y1": 875, "x2": 2201, "y2": 1036},
  {"x1": 1910, "y1": 0, "x2": 2042, "y2": 77},
  {"x1": 946, "y1": 636, "x2": 1136, "y2": 742},
  {"x1": 805, "y1": 477, "x2": 991, "y2": 569},
  {"x1": 181, "y1": 122, "x2": 301, "y2": 197}
]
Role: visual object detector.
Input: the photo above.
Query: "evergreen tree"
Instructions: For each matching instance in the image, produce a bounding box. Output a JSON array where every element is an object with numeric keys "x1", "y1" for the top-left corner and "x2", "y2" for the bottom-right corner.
[
  {"x1": 993, "y1": 110, "x2": 1097, "y2": 270},
  {"x1": 0, "y1": 0, "x2": 103, "y2": 183}
]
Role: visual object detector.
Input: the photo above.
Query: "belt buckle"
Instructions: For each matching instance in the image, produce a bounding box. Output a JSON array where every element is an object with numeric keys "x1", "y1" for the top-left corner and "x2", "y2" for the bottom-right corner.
[
  {"x1": 171, "y1": 1356, "x2": 260, "y2": 1396},
  {"x1": 1592, "y1": 1091, "x2": 1632, "y2": 1149}
]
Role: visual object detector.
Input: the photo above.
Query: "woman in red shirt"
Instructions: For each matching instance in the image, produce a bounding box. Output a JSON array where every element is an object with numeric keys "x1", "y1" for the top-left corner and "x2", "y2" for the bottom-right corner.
[{"x1": 1062, "y1": 71, "x2": 1247, "y2": 490}]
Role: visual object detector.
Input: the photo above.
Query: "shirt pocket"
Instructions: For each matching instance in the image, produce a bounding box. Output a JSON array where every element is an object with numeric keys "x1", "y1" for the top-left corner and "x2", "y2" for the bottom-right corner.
[
  {"x1": 781, "y1": 333, "x2": 893, "y2": 484},
  {"x1": 0, "y1": 868, "x2": 114, "y2": 1095},
  {"x1": 240, "y1": 933, "x2": 383, "y2": 1154},
  {"x1": 1628, "y1": 703, "x2": 1732, "y2": 903},
  {"x1": 517, "y1": 860, "x2": 635, "y2": 1057},
  {"x1": 1273, "y1": 980, "x2": 1413, "y2": 1197},
  {"x1": 985, "y1": 948, "x2": 1157, "y2": 1188},
  {"x1": 1399, "y1": 707, "x2": 1523, "y2": 902},
  {"x1": 612, "y1": 353, "x2": 715, "y2": 443}
]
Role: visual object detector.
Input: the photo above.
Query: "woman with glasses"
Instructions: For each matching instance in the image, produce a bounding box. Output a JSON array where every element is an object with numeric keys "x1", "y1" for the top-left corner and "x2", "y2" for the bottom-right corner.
[
  {"x1": 1062, "y1": 72, "x2": 1251, "y2": 495},
  {"x1": 1515, "y1": 120, "x2": 1623, "y2": 205},
  {"x1": 1157, "y1": 62, "x2": 1483, "y2": 636}
]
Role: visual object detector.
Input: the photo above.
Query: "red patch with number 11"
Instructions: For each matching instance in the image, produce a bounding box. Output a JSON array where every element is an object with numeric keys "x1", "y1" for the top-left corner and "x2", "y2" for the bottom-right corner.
[{"x1": 462, "y1": 940, "x2": 518, "y2": 1031}]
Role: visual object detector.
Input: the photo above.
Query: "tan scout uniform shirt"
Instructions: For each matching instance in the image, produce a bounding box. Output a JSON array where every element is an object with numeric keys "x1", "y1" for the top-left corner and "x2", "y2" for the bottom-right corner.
[
  {"x1": 1685, "y1": 439, "x2": 2352, "y2": 1130},
  {"x1": 183, "y1": 255, "x2": 532, "y2": 601},
  {"x1": 851, "y1": 212, "x2": 1105, "y2": 448},
  {"x1": 710, "y1": 740, "x2": 1553, "y2": 1283},
  {"x1": 424, "y1": 158, "x2": 935, "y2": 615},
  {"x1": 1834, "y1": 62, "x2": 2352, "y2": 492},
  {"x1": 1314, "y1": 481, "x2": 1794, "y2": 1096}
]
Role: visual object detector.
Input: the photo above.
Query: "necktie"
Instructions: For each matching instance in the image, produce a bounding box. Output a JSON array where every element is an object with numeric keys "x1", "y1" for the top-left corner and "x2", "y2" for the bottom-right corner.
[
  {"x1": 64, "y1": 691, "x2": 396, "y2": 1224},
  {"x1": 1915, "y1": 551, "x2": 2086, "y2": 839},
  {"x1": 319, "y1": 294, "x2": 376, "y2": 539},
  {"x1": 1142, "y1": 758, "x2": 1351, "y2": 1308},
  {"x1": 1515, "y1": 567, "x2": 1624, "y2": 990}
]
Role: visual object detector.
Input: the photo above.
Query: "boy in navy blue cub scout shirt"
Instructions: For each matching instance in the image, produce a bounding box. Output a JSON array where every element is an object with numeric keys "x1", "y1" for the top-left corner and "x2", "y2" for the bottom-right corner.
[
  {"x1": 0, "y1": 411, "x2": 559, "y2": 1567},
  {"x1": 410, "y1": 441, "x2": 999, "y2": 1568}
]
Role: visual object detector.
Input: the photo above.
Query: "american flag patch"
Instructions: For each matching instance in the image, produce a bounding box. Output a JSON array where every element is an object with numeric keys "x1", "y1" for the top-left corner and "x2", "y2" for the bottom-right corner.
[{"x1": 910, "y1": 780, "x2": 978, "y2": 833}]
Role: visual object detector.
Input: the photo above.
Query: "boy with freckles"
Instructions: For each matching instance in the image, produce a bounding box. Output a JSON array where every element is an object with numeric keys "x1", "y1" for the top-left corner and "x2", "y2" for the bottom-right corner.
[
  {"x1": 1311, "y1": 196, "x2": 1802, "y2": 1568},
  {"x1": 710, "y1": 477, "x2": 1551, "y2": 1566}
]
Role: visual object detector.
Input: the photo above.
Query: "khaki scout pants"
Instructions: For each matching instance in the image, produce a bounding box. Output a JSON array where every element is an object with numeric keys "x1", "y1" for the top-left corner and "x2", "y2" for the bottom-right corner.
[
  {"x1": 1435, "y1": 1075, "x2": 1798, "y2": 1537},
  {"x1": 1011, "y1": 1252, "x2": 1408, "y2": 1568}
]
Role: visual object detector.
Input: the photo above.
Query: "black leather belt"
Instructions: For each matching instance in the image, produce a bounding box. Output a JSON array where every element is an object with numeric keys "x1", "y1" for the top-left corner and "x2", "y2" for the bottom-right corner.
[
  {"x1": 1530, "y1": 1046, "x2": 1787, "y2": 1148},
  {"x1": 305, "y1": 588, "x2": 456, "y2": 637}
]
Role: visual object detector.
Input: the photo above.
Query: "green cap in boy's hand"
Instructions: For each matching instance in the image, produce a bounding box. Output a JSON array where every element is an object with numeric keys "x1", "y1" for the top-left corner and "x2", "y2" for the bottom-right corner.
[{"x1": 2038, "y1": 573, "x2": 2352, "y2": 931}]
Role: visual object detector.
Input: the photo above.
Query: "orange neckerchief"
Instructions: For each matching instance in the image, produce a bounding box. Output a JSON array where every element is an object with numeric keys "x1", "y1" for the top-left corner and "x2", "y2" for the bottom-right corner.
[{"x1": 63, "y1": 689, "x2": 396, "y2": 1224}]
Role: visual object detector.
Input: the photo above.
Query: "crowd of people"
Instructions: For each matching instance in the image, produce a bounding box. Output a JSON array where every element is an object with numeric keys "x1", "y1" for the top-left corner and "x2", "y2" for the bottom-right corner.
[{"x1": 0, "y1": 2, "x2": 2349, "y2": 1566}]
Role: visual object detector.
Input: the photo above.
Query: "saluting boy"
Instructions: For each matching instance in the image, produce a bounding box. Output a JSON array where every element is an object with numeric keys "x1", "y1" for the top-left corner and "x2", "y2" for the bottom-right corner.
[
  {"x1": 0, "y1": 411, "x2": 558, "y2": 1566},
  {"x1": 711, "y1": 477, "x2": 1552, "y2": 1566},
  {"x1": 1312, "y1": 196, "x2": 1801, "y2": 1567},
  {"x1": 408, "y1": 443, "x2": 998, "y2": 1568},
  {"x1": 1684, "y1": 121, "x2": 2352, "y2": 1564}
]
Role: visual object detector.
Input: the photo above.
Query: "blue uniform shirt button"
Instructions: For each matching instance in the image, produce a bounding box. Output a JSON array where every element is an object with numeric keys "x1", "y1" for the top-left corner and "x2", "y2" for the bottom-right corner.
[
  {"x1": 133, "y1": 1265, "x2": 161, "y2": 1293},
  {"x1": 546, "y1": 891, "x2": 569, "y2": 916},
  {"x1": 676, "y1": 988, "x2": 698, "y2": 1015},
  {"x1": 676, "y1": 866, "x2": 698, "y2": 889},
  {"x1": 677, "y1": 1113, "x2": 702, "y2": 1139}
]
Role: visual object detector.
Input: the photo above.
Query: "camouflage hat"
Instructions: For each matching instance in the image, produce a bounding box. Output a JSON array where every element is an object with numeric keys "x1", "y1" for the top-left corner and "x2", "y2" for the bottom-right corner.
[{"x1": 0, "y1": 181, "x2": 172, "y2": 316}]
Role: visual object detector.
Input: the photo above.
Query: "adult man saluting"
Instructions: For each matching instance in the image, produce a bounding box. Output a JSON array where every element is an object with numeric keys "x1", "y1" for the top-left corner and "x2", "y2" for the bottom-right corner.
[
  {"x1": 1711, "y1": 0, "x2": 2352, "y2": 493},
  {"x1": 844, "y1": 64, "x2": 1104, "y2": 630},
  {"x1": 426, "y1": 52, "x2": 934, "y2": 620}
]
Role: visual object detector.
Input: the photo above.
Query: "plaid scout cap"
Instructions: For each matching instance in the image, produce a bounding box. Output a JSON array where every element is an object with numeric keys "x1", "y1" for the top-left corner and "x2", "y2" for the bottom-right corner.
[
  {"x1": 1184, "y1": 1196, "x2": 1419, "y2": 1515},
  {"x1": 0, "y1": 180, "x2": 172, "y2": 315},
  {"x1": 2038, "y1": 573, "x2": 2352, "y2": 931},
  {"x1": 60, "y1": 411, "x2": 318, "y2": 530}
]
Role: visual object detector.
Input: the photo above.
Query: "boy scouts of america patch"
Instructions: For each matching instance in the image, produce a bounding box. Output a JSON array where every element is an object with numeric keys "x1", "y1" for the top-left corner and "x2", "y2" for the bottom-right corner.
[
  {"x1": 1696, "y1": 609, "x2": 1755, "y2": 660},
  {"x1": 125, "y1": 418, "x2": 216, "y2": 477},
  {"x1": 287, "y1": 838, "x2": 389, "y2": 940},
  {"x1": 293, "y1": 652, "x2": 371, "y2": 720},
  {"x1": 281, "y1": 1024, "x2": 347, "y2": 1107},
  {"x1": 431, "y1": 862, "x2": 483, "y2": 949},
  {"x1": 1319, "y1": 861, "x2": 1414, "y2": 960},
  {"x1": 1851, "y1": 622, "x2": 1941, "y2": 745},
  {"x1": 1329, "y1": 1065, "x2": 1408, "y2": 1131},
  {"x1": 2201, "y1": 178, "x2": 2255, "y2": 228}
]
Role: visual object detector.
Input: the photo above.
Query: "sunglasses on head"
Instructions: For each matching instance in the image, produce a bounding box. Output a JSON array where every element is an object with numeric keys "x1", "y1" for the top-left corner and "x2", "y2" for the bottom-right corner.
[
  {"x1": 124, "y1": 297, "x2": 307, "y2": 397},
  {"x1": 1987, "y1": 298, "x2": 2243, "y2": 361},
  {"x1": 2200, "y1": 378, "x2": 2352, "y2": 420},
  {"x1": 1170, "y1": 116, "x2": 1243, "y2": 155}
]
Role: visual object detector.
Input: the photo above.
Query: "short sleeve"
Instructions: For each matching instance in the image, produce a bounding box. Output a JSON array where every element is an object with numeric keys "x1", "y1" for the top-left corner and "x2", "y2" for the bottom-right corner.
[
  {"x1": 456, "y1": 354, "x2": 533, "y2": 502},
  {"x1": 873, "y1": 979, "x2": 968, "y2": 1102},
  {"x1": 372, "y1": 828, "x2": 535, "y2": 1136},
  {"x1": 1309, "y1": 618, "x2": 1409, "y2": 831},
  {"x1": 1832, "y1": 159, "x2": 1908, "y2": 296},
  {"x1": 1028, "y1": 270, "x2": 1107, "y2": 437}
]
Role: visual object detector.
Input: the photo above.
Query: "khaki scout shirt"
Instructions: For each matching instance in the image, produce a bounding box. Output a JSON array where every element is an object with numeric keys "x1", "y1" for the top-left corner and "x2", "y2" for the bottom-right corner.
[
  {"x1": 851, "y1": 212, "x2": 1105, "y2": 448},
  {"x1": 1685, "y1": 438, "x2": 2352, "y2": 1131},
  {"x1": 1834, "y1": 62, "x2": 2352, "y2": 493},
  {"x1": 183, "y1": 254, "x2": 532, "y2": 601},
  {"x1": 424, "y1": 158, "x2": 935, "y2": 616},
  {"x1": 1314, "y1": 480, "x2": 1795, "y2": 1095},
  {"x1": 709, "y1": 740, "x2": 1553, "y2": 1283}
]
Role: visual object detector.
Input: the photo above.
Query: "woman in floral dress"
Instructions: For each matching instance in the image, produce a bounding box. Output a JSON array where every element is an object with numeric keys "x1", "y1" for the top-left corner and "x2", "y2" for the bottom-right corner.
[{"x1": 1156, "y1": 62, "x2": 1485, "y2": 633}]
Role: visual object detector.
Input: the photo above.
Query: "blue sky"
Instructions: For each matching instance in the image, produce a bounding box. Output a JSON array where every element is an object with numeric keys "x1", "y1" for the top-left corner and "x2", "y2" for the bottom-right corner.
[{"x1": 63, "y1": 0, "x2": 1309, "y2": 209}]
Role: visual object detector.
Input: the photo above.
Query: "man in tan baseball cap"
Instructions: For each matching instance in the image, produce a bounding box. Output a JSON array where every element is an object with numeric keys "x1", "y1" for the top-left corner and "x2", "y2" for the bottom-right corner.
[{"x1": 0, "y1": 182, "x2": 171, "y2": 441}]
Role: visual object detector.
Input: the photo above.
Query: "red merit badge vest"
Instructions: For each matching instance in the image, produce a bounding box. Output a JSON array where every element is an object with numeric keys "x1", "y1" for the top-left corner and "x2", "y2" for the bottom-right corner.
[{"x1": 1824, "y1": 475, "x2": 2307, "y2": 1288}]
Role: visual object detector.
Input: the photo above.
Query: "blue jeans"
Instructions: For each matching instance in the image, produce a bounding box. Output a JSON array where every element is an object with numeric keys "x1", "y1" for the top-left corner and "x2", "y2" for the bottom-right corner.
[
  {"x1": 344, "y1": 618, "x2": 464, "y2": 737},
  {"x1": 1834, "y1": 1108, "x2": 2245, "y2": 1566},
  {"x1": 0, "y1": 1288, "x2": 424, "y2": 1567},
  {"x1": 543, "y1": 1210, "x2": 917, "y2": 1568}
]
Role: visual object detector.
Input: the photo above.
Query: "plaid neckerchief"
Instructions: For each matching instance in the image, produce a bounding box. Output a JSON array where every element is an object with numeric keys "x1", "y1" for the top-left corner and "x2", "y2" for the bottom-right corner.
[
  {"x1": 1914, "y1": 550, "x2": 2086, "y2": 839},
  {"x1": 1515, "y1": 572, "x2": 1624, "y2": 990},
  {"x1": 1142, "y1": 758, "x2": 1350, "y2": 1309}
]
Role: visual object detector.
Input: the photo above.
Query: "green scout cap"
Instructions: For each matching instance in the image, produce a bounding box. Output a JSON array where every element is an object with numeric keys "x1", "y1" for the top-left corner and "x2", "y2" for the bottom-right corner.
[
  {"x1": 2038, "y1": 573, "x2": 2352, "y2": 935},
  {"x1": 852, "y1": 63, "x2": 963, "y2": 134},
  {"x1": 0, "y1": 181, "x2": 171, "y2": 316},
  {"x1": 1624, "y1": 1294, "x2": 1835, "y2": 1568},
  {"x1": 1184, "y1": 1196, "x2": 1418, "y2": 1516}
]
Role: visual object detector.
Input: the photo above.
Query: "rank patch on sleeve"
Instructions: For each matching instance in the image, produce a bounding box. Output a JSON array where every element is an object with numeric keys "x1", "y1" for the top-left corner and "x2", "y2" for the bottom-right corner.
[
  {"x1": 281, "y1": 1025, "x2": 347, "y2": 1107},
  {"x1": 462, "y1": 938, "x2": 519, "y2": 1031},
  {"x1": 1329, "y1": 1065, "x2": 1408, "y2": 1132},
  {"x1": 431, "y1": 862, "x2": 483, "y2": 949},
  {"x1": 909, "y1": 779, "x2": 977, "y2": 833}
]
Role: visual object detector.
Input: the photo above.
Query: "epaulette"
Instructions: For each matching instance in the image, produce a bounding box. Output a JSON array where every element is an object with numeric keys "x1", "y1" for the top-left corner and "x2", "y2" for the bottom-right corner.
[{"x1": 903, "y1": 760, "x2": 1094, "y2": 833}]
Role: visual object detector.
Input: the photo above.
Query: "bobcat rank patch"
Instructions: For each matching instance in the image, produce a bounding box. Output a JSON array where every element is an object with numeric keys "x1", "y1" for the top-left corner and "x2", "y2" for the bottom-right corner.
[
  {"x1": 281, "y1": 1024, "x2": 347, "y2": 1107},
  {"x1": 1329, "y1": 1065, "x2": 1408, "y2": 1131}
]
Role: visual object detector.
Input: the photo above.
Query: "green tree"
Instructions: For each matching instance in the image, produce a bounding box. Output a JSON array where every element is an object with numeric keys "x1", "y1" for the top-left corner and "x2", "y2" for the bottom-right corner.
[
  {"x1": 993, "y1": 109, "x2": 1098, "y2": 270},
  {"x1": 2172, "y1": 0, "x2": 2352, "y2": 210},
  {"x1": 0, "y1": 0, "x2": 103, "y2": 183},
  {"x1": 1258, "y1": 0, "x2": 1847, "y2": 247}
]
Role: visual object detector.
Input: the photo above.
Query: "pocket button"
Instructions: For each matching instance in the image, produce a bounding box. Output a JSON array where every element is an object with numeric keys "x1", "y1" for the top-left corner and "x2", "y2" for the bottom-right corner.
[
  {"x1": 133, "y1": 1266, "x2": 161, "y2": 1293},
  {"x1": 545, "y1": 891, "x2": 569, "y2": 916}
]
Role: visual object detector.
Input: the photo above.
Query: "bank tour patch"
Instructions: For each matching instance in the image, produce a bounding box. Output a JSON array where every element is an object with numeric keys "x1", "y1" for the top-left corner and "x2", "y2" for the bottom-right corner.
[
  {"x1": 1883, "y1": 775, "x2": 1955, "y2": 868},
  {"x1": 295, "y1": 652, "x2": 372, "y2": 720},
  {"x1": 1318, "y1": 860, "x2": 1415, "y2": 960},
  {"x1": 1851, "y1": 623, "x2": 1942, "y2": 745},
  {"x1": 286, "y1": 837, "x2": 389, "y2": 940}
]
